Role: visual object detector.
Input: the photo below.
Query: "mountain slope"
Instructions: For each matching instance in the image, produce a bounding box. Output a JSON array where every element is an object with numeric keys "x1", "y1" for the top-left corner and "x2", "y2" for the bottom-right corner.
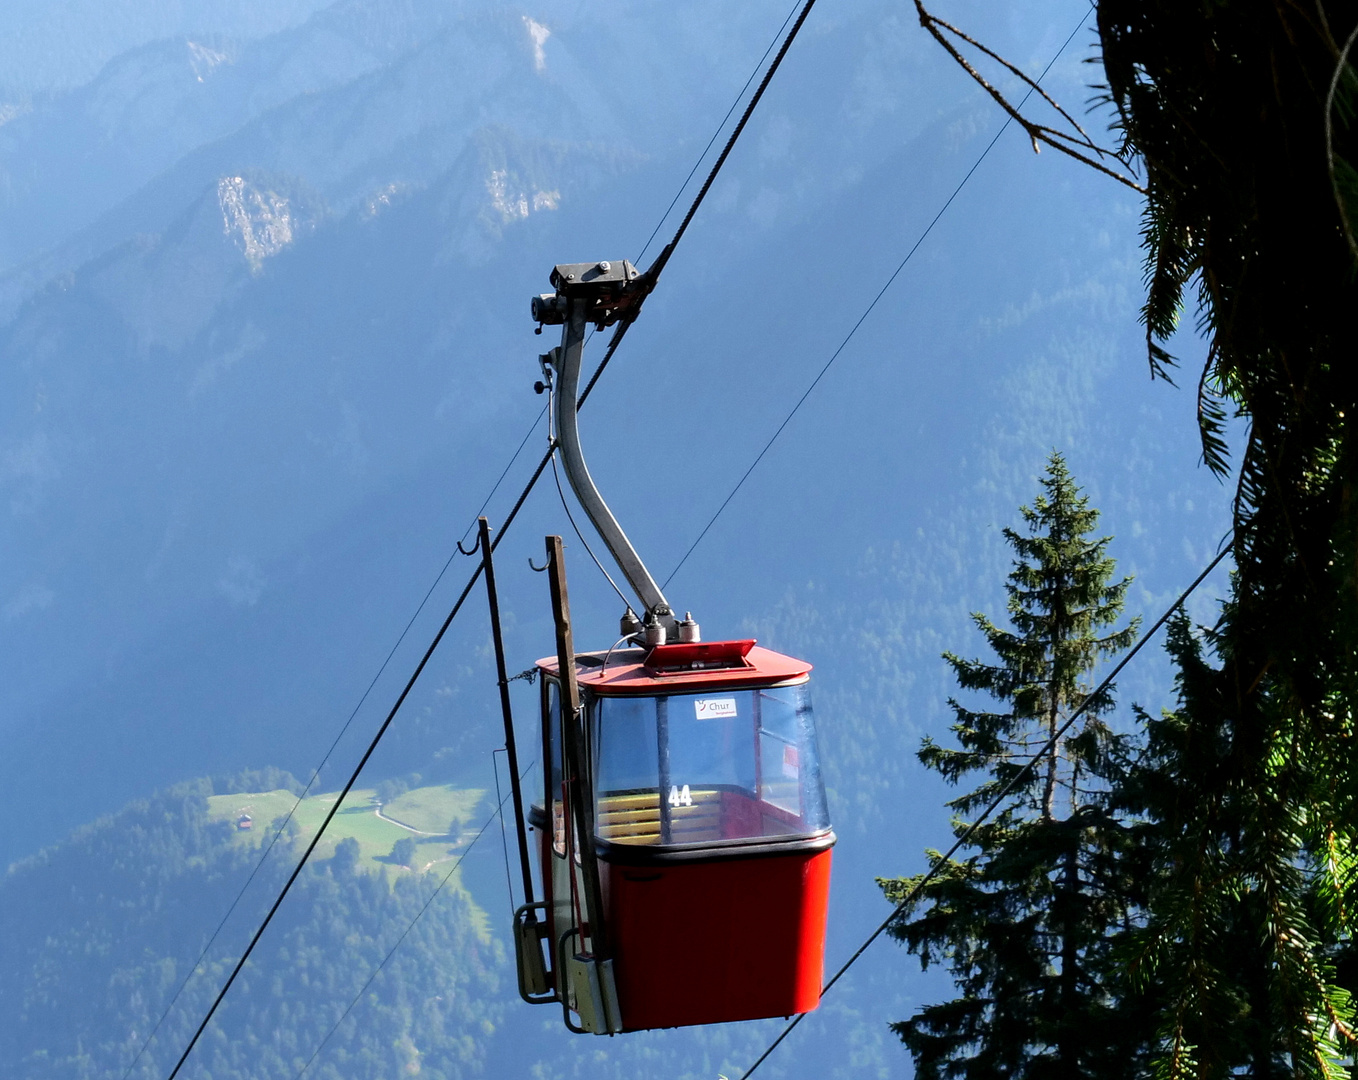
[{"x1": 0, "y1": 774, "x2": 501, "y2": 1080}]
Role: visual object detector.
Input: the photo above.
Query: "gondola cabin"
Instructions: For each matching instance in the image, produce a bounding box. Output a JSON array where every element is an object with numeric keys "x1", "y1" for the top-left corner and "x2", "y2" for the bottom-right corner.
[
  {"x1": 519, "y1": 638, "x2": 834, "y2": 1033},
  {"x1": 505, "y1": 259, "x2": 835, "y2": 1033}
]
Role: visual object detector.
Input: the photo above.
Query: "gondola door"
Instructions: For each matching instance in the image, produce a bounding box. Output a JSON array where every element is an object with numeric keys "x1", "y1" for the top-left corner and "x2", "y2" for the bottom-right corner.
[{"x1": 540, "y1": 537, "x2": 622, "y2": 1034}]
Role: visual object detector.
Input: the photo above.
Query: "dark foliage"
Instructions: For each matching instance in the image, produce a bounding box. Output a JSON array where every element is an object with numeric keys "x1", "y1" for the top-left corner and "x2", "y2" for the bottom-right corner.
[
  {"x1": 214, "y1": 766, "x2": 306, "y2": 798},
  {"x1": 390, "y1": 836, "x2": 418, "y2": 868},
  {"x1": 1092, "y1": 3, "x2": 1358, "y2": 1073},
  {"x1": 1113, "y1": 610, "x2": 1356, "y2": 1077},
  {"x1": 879, "y1": 455, "x2": 1150, "y2": 1079},
  {"x1": 0, "y1": 780, "x2": 501, "y2": 1080}
]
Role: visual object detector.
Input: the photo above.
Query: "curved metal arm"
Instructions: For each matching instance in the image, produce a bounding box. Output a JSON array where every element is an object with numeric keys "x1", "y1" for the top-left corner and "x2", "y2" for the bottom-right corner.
[{"x1": 550, "y1": 299, "x2": 674, "y2": 628}]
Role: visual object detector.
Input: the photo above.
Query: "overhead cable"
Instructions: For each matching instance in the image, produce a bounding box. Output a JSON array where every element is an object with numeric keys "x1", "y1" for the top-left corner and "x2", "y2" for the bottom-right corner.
[
  {"x1": 124, "y1": 393, "x2": 553, "y2": 1080},
  {"x1": 664, "y1": 6, "x2": 1093, "y2": 591},
  {"x1": 291, "y1": 762, "x2": 535, "y2": 1079},
  {"x1": 566, "y1": 0, "x2": 821, "y2": 415},
  {"x1": 162, "y1": 3, "x2": 821, "y2": 1074},
  {"x1": 635, "y1": 0, "x2": 804, "y2": 265},
  {"x1": 118, "y1": 403, "x2": 542, "y2": 1080},
  {"x1": 739, "y1": 542, "x2": 1230, "y2": 1078}
]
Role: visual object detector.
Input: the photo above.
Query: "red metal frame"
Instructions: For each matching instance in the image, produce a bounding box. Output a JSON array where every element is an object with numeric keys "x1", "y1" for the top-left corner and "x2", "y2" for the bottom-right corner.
[{"x1": 537, "y1": 642, "x2": 812, "y2": 694}]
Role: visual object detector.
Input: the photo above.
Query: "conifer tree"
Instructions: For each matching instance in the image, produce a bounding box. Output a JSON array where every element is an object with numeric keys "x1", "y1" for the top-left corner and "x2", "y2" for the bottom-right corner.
[
  {"x1": 878, "y1": 452, "x2": 1145, "y2": 1079},
  {"x1": 906, "y1": 3, "x2": 1358, "y2": 1068},
  {"x1": 1114, "y1": 609, "x2": 1358, "y2": 1079}
]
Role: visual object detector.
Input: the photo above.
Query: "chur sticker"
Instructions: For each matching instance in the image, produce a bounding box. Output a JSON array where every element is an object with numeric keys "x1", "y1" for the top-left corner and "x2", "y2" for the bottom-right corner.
[{"x1": 694, "y1": 697, "x2": 738, "y2": 719}]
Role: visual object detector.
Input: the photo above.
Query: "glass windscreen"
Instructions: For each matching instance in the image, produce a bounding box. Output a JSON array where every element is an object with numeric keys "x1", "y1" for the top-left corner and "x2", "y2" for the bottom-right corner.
[{"x1": 591, "y1": 683, "x2": 829, "y2": 847}]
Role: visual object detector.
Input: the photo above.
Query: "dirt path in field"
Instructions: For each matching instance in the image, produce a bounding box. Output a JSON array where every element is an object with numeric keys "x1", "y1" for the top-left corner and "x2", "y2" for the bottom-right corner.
[{"x1": 374, "y1": 805, "x2": 443, "y2": 836}]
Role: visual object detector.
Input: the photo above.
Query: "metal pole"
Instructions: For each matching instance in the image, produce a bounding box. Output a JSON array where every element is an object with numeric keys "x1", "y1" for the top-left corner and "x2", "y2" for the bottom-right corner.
[
  {"x1": 655, "y1": 696, "x2": 672, "y2": 845},
  {"x1": 551, "y1": 300, "x2": 674, "y2": 631},
  {"x1": 545, "y1": 535, "x2": 609, "y2": 958},
  {"x1": 752, "y1": 689, "x2": 763, "y2": 804},
  {"x1": 478, "y1": 517, "x2": 536, "y2": 911}
]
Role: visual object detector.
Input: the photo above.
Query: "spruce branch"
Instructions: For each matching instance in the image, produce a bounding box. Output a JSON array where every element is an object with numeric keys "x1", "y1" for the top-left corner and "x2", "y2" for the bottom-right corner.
[{"x1": 911, "y1": 0, "x2": 1146, "y2": 193}]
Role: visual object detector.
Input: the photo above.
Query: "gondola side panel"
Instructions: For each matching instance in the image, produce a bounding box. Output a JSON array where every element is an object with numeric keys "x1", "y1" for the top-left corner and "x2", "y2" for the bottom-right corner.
[{"x1": 602, "y1": 847, "x2": 832, "y2": 1031}]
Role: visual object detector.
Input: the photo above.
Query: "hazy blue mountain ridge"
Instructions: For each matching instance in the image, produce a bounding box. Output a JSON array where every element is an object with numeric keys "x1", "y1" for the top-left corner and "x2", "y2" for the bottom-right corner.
[
  {"x1": 0, "y1": 0, "x2": 336, "y2": 100},
  {"x1": 0, "y1": 2, "x2": 1242, "y2": 1076},
  {"x1": 0, "y1": 0, "x2": 1001, "y2": 310},
  {"x1": 0, "y1": 0, "x2": 469, "y2": 261},
  {"x1": 0, "y1": 3, "x2": 597, "y2": 304}
]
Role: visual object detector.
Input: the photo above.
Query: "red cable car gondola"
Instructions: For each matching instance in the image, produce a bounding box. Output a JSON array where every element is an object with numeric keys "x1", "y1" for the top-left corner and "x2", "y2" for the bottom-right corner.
[{"x1": 505, "y1": 261, "x2": 835, "y2": 1034}]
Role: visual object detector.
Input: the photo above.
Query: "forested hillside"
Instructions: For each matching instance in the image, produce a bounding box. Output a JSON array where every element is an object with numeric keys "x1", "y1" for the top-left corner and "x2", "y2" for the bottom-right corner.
[{"x1": 0, "y1": 774, "x2": 502, "y2": 1080}]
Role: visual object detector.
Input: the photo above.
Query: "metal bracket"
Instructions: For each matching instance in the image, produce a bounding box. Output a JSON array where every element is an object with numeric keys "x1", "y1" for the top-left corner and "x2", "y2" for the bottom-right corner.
[
  {"x1": 556, "y1": 929, "x2": 588, "y2": 1034},
  {"x1": 535, "y1": 351, "x2": 555, "y2": 395},
  {"x1": 535, "y1": 268, "x2": 679, "y2": 636},
  {"x1": 533, "y1": 260, "x2": 644, "y2": 331},
  {"x1": 556, "y1": 929, "x2": 623, "y2": 1034},
  {"x1": 513, "y1": 901, "x2": 555, "y2": 1004},
  {"x1": 567, "y1": 954, "x2": 623, "y2": 1034}
]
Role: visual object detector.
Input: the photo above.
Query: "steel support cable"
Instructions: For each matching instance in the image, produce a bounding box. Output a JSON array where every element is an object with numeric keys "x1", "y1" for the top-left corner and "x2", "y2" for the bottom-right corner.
[
  {"x1": 663, "y1": 7, "x2": 1094, "y2": 592},
  {"x1": 738, "y1": 543, "x2": 1230, "y2": 1079},
  {"x1": 162, "y1": 4, "x2": 823, "y2": 1074},
  {"x1": 119, "y1": 409, "x2": 546, "y2": 1080},
  {"x1": 162, "y1": 433, "x2": 558, "y2": 1080},
  {"x1": 491, "y1": 748, "x2": 517, "y2": 918},
  {"x1": 292, "y1": 760, "x2": 537, "y2": 1080},
  {"x1": 635, "y1": 0, "x2": 804, "y2": 265},
  {"x1": 568, "y1": 0, "x2": 820, "y2": 414},
  {"x1": 640, "y1": 0, "x2": 819, "y2": 291},
  {"x1": 118, "y1": 670, "x2": 396, "y2": 1078}
]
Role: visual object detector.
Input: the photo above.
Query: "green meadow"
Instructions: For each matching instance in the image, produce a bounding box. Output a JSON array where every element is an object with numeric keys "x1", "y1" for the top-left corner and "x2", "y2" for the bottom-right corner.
[
  {"x1": 382, "y1": 785, "x2": 484, "y2": 835},
  {"x1": 207, "y1": 784, "x2": 486, "y2": 885}
]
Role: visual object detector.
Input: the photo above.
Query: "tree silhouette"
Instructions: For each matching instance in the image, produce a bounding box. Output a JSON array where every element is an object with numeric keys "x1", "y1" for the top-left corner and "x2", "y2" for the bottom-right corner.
[
  {"x1": 389, "y1": 836, "x2": 417, "y2": 869},
  {"x1": 879, "y1": 454, "x2": 1147, "y2": 1079}
]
